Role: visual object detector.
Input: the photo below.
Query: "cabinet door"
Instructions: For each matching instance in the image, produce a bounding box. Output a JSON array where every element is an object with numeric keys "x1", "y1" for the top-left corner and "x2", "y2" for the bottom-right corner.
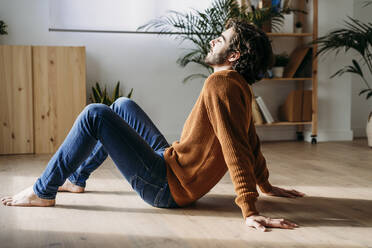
[
  {"x1": 32, "y1": 46, "x2": 86, "y2": 154},
  {"x1": 0, "y1": 45, "x2": 33, "y2": 154}
]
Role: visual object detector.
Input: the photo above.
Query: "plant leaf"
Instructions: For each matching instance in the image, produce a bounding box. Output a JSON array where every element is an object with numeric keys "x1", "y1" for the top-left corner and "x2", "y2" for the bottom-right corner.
[
  {"x1": 366, "y1": 90, "x2": 372, "y2": 99},
  {"x1": 113, "y1": 81, "x2": 121, "y2": 100},
  {"x1": 359, "y1": 88, "x2": 370, "y2": 96},
  {"x1": 127, "y1": 88, "x2": 134, "y2": 98}
]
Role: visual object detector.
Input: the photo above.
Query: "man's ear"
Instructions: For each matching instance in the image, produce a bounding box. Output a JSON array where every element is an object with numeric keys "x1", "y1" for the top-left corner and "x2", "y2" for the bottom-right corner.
[{"x1": 228, "y1": 51, "x2": 240, "y2": 63}]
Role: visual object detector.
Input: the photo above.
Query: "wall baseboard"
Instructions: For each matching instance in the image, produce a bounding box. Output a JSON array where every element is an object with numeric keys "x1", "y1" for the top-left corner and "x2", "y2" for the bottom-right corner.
[
  {"x1": 352, "y1": 127, "x2": 367, "y2": 138},
  {"x1": 303, "y1": 129, "x2": 354, "y2": 142}
]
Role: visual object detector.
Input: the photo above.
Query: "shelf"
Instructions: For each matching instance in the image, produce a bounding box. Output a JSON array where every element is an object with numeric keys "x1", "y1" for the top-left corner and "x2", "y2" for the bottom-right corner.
[
  {"x1": 262, "y1": 78, "x2": 313, "y2": 81},
  {"x1": 256, "y1": 121, "x2": 312, "y2": 127},
  {"x1": 266, "y1": 33, "x2": 313, "y2": 37}
]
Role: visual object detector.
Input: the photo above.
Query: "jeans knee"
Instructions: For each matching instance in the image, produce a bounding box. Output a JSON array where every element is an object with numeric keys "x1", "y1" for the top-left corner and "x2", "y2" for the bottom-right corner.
[
  {"x1": 83, "y1": 103, "x2": 110, "y2": 117},
  {"x1": 112, "y1": 97, "x2": 136, "y2": 111}
]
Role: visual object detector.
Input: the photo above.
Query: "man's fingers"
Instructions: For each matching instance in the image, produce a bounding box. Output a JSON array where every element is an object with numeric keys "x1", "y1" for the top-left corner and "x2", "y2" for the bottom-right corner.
[
  {"x1": 246, "y1": 218, "x2": 267, "y2": 232},
  {"x1": 267, "y1": 218, "x2": 299, "y2": 229},
  {"x1": 281, "y1": 190, "x2": 296, "y2": 198},
  {"x1": 282, "y1": 189, "x2": 304, "y2": 198},
  {"x1": 253, "y1": 221, "x2": 266, "y2": 232},
  {"x1": 291, "y1": 189, "x2": 305, "y2": 197}
]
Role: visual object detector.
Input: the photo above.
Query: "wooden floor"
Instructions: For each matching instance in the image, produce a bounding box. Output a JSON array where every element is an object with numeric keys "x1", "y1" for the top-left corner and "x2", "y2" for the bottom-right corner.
[{"x1": 0, "y1": 139, "x2": 371, "y2": 248}]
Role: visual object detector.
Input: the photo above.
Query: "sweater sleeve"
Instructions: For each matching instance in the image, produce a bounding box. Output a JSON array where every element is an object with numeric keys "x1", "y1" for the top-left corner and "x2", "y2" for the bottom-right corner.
[
  {"x1": 252, "y1": 133, "x2": 273, "y2": 193},
  {"x1": 203, "y1": 75, "x2": 260, "y2": 219}
]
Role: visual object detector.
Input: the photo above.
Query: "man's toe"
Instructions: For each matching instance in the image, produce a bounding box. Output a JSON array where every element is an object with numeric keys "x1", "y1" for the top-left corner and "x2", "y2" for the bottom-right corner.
[{"x1": 1, "y1": 197, "x2": 10, "y2": 202}]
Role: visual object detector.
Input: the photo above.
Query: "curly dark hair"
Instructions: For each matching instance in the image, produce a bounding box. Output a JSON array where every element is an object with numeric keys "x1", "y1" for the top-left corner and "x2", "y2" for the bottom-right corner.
[{"x1": 225, "y1": 18, "x2": 274, "y2": 85}]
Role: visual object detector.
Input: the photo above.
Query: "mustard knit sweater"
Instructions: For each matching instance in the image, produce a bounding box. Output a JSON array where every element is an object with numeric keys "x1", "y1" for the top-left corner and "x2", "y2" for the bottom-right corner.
[{"x1": 163, "y1": 70, "x2": 273, "y2": 219}]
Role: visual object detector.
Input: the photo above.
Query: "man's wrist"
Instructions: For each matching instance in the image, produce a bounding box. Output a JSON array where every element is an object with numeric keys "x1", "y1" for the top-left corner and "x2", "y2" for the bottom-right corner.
[{"x1": 258, "y1": 181, "x2": 273, "y2": 193}]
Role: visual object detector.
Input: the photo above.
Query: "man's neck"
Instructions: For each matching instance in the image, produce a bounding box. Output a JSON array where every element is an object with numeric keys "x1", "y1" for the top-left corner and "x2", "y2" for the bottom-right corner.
[{"x1": 213, "y1": 64, "x2": 233, "y2": 73}]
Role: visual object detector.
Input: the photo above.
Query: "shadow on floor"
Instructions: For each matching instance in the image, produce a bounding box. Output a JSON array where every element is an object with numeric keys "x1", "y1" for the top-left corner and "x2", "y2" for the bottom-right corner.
[{"x1": 55, "y1": 193, "x2": 372, "y2": 227}]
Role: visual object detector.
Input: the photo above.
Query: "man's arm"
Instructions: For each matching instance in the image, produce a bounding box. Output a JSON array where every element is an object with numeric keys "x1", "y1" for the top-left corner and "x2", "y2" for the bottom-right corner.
[
  {"x1": 251, "y1": 131, "x2": 273, "y2": 193},
  {"x1": 203, "y1": 75, "x2": 260, "y2": 219},
  {"x1": 251, "y1": 127, "x2": 305, "y2": 198},
  {"x1": 204, "y1": 75, "x2": 304, "y2": 231}
]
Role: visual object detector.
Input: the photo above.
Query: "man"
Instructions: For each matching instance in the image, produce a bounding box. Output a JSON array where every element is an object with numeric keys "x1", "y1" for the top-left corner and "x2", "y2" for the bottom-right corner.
[{"x1": 1, "y1": 19, "x2": 304, "y2": 232}]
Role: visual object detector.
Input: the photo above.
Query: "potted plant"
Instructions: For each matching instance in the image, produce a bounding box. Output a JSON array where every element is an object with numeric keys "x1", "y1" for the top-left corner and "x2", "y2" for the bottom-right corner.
[
  {"x1": 295, "y1": 21, "x2": 303, "y2": 33},
  {"x1": 90, "y1": 81, "x2": 134, "y2": 106},
  {"x1": 0, "y1": 20, "x2": 8, "y2": 35},
  {"x1": 312, "y1": 1, "x2": 372, "y2": 146},
  {"x1": 272, "y1": 53, "x2": 289, "y2": 77}
]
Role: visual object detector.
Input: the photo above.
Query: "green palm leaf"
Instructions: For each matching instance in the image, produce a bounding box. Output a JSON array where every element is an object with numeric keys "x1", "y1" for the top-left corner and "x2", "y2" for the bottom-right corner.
[{"x1": 138, "y1": 0, "x2": 305, "y2": 83}]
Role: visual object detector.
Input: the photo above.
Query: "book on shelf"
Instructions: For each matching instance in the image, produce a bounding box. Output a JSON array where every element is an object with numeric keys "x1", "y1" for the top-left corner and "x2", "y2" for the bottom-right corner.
[
  {"x1": 252, "y1": 97, "x2": 264, "y2": 125},
  {"x1": 255, "y1": 96, "x2": 274, "y2": 124}
]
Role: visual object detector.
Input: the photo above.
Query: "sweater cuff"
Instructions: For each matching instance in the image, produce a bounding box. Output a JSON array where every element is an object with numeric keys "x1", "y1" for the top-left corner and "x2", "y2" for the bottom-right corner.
[
  {"x1": 240, "y1": 199, "x2": 259, "y2": 219},
  {"x1": 258, "y1": 181, "x2": 273, "y2": 193}
]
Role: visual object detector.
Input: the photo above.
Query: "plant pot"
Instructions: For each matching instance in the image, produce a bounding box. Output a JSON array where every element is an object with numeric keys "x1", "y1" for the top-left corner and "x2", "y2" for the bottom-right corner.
[
  {"x1": 295, "y1": 27, "x2": 302, "y2": 33},
  {"x1": 275, "y1": 13, "x2": 294, "y2": 33},
  {"x1": 367, "y1": 111, "x2": 372, "y2": 147},
  {"x1": 272, "y1": 67, "x2": 285, "y2": 78}
]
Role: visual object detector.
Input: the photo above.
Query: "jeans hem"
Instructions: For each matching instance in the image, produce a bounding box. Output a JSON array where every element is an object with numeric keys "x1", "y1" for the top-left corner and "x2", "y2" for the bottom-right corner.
[
  {"x1": 68, "y1": 177, "x2": 86, "y2": 188},
  {"x1": 33, "y1": 184, "x2": 56, "y2": 200}
]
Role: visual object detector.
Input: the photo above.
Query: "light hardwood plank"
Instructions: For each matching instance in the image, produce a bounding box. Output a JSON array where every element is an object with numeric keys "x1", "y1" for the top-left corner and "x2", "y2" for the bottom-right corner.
[
  {"x1": 0, "y1": 45, "x2": 33, "y2": 155},
  {"x1": 32, "y1": 46, "x2": 86, "y2": 154}
]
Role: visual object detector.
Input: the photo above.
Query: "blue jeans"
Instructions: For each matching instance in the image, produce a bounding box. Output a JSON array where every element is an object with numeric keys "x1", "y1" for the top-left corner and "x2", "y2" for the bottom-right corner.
[{"x1": 33, "y1": 97, "x2": 179, "y2": 208}]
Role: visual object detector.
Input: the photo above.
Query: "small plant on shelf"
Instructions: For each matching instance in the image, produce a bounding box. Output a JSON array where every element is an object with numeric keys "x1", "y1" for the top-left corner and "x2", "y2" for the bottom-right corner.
[
  {"x1": 90, "y1": 81, "x2": 134, "y2": 106},
  {"x1": 272, "y1": 53, "x2": 289, "y2": 77},
  {"x1": 295, "y1": 21, "x2": 303, "y2": 33}
]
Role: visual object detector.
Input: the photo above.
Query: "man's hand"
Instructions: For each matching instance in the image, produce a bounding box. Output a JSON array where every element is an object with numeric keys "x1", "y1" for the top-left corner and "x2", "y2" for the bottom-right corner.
[
  {"x1": 245, "y1": 215, "x2": 298, "y2": 232},
  {"x1": 265, "y1": 185, "x2": 305, "y2": 198}
]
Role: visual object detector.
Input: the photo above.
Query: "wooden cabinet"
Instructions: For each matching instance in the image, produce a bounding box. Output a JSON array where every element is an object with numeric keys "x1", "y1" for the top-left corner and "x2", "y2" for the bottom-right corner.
[
  {"x1": 0, "y1": 46, "x2": 34, "y2": 154},
  {"x1": 0, "y1": 45, "x2": 86, "y2": 155}
]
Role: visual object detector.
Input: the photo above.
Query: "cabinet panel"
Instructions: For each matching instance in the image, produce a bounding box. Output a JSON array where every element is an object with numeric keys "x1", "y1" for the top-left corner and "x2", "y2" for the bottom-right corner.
[
  {"x1": 32, "y1": 46, "x2": 86, "y2": 154},
  {"x1": 0, "y1": 46, "x2": 33, "y2": 154}
]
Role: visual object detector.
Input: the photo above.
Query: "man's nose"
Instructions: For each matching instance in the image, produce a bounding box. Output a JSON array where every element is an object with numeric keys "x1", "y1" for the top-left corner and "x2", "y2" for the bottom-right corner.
[{"x1": 209, "y1": 39, "x2": 215, "y2": 47}]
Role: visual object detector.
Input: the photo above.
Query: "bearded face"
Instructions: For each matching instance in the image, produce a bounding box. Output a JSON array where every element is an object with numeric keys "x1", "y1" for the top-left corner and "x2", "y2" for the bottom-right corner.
[
  {"x1": 204, "y1": 27, "x2": 235, "y2": 66},
  {"x1": 204, "y1": 47, "x2": 230, "y2": 66}
]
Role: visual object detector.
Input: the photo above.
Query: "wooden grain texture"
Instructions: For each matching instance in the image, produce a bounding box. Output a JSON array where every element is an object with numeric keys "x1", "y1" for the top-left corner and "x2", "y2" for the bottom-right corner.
[
  {"x1": 32, "y1": 46, "x2": 86, "y2": 154},
  {"x1": 0, "y1": 45, "x2": 33, "y2": 155},
  {"x1": 0, "y1": 139, "x2": 371, "y2": 248}
]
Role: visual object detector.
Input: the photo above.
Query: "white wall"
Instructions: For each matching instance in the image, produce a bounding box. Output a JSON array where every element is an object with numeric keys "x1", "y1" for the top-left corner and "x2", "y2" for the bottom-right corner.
[
  {"x1": 301, "y1": 0, "x2": 354, "y2": 142},
  {"x1": 0, "y1": 0, "x2": 365, "y2": 143},
  {"x1": 352, "y1": 0, "x2": 372, "y2": 137},
  {"x1": 0, "y1": 0, "x2": 207, "y2": 144}
]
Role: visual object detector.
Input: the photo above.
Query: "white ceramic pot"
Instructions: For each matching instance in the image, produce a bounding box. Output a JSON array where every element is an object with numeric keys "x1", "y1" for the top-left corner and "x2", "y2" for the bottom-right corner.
[
  {"x1": 367, "y1": 111, "x2": 372, "y2": 147},
  {"x1": 275, "y1": 13, "x2": 294, "y2": 33},
  {"x1": 272, "y1": 67, "x2": 285, "y2": 78},
  {"x1": 295, "y1": 27, "x2": 302, "y2": 33}
]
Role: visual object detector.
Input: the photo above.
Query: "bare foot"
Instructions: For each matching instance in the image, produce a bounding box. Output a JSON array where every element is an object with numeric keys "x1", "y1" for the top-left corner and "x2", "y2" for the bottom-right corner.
[
  {"x1": 58, "y1": 180, "x2": 85, "y2": 193},
  {"x1": 1, "y1": 186, "x2": 55, "y2": 207}
]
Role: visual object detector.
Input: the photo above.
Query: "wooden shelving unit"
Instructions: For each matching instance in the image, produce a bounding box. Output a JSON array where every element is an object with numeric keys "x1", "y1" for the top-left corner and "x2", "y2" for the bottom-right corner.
[{"x1": 254, "y1": 0, "x2": 318, "y2": 144}]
